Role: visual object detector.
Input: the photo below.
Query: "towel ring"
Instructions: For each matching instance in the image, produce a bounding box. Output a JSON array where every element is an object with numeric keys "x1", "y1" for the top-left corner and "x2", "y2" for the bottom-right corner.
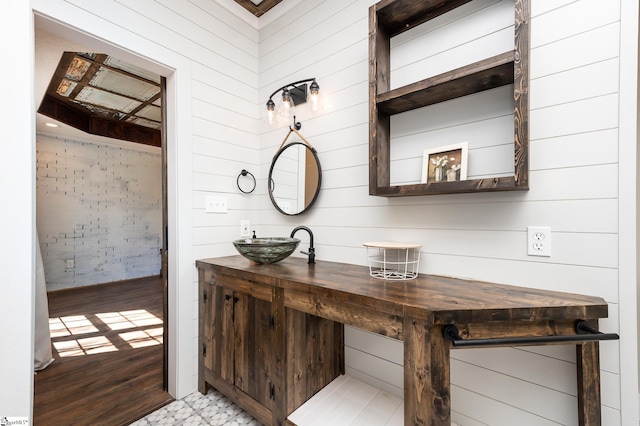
[{"x1": 237, "y1": 169, "x2": 256, "y2": 194}]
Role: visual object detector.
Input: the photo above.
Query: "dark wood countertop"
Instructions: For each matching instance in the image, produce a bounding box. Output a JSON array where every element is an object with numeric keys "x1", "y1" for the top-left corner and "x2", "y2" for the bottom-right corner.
[{"x1": 196, "y1": 256, "x2": 608, "y2": 325}]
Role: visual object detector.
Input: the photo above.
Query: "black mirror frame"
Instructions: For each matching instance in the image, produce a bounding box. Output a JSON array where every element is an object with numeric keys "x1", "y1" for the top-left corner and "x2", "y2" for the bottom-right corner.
[{"x1": 268, "y1": 142, "x2": 322, "y2": 216}]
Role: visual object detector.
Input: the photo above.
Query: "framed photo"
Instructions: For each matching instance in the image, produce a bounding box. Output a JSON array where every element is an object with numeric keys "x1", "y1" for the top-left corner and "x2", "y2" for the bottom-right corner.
[{"x1": 421, "y1": 142, "x2": 468, "y2": 183}]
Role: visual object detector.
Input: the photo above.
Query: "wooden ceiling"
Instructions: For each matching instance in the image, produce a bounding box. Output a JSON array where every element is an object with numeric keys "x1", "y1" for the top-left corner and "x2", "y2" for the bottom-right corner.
[
  {"x1": 38, "y1": 52, "x2": 162, "y2": 147},
  {"x1": 234, "y1": 0, "x2": 282, "y2": 17}
]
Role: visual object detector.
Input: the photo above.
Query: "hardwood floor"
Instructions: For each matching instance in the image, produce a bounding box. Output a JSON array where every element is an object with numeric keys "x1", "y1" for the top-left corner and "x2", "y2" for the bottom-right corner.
[{"x1": 34, "y1": 276, "x2": 174, "y2": 425}]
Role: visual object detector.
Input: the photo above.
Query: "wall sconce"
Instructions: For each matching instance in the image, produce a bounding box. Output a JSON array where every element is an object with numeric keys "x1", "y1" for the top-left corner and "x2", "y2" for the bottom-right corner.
[{"x1": 265, "y1": 78, "x2": 321, "y2": 127}]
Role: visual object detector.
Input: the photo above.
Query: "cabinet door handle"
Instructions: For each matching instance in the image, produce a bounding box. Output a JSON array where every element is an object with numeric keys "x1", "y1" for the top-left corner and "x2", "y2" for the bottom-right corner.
[
  {"x1": 203, "y1": 290, "x2": 207, "y2": 302},
  {"x1": 269, "y1": 314, "x2": 275, "y2": 330},
  {"x1": 225, "y1": 294, "x2": 231, "y2": 301}
]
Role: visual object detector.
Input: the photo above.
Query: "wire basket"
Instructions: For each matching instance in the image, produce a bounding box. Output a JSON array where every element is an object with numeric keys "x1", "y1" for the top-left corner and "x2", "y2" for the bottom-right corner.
[{"x1": 363, "y1": 242, "x2": 422, "y2": 280}]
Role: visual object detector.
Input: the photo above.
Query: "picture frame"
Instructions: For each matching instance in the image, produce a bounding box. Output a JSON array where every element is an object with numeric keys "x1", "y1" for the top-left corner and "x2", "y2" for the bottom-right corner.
[{"x1": 421, "y1": 142, "x2": 468, "y2": 183}]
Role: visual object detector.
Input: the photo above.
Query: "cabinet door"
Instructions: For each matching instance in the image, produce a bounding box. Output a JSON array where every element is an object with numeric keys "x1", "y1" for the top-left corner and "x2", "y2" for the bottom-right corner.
[
  {"x1": 202, "y1": 284, "x2": 235, "y2": 384},
  {"x1": 201, "y1": 282, "x2": 217, "y2": 376},
  {"x1": 234, "y1": 292, "x2": 274, "y2": 409},
  {"x1": 220, "y1": 288, "x2": 235, "y2": 384}
]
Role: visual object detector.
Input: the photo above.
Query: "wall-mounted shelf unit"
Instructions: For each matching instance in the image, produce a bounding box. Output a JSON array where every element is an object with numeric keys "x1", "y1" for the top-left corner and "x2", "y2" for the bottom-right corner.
[{"x1": 369, "y1": 0, "x2": 530, "y2": 196}]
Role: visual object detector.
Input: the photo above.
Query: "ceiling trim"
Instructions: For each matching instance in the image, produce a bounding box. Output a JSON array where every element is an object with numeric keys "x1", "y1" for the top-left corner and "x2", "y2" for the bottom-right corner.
[
  {"x1": 213, "y1": 0, "x2": 303, "y2": 29},
  {"x1": 234, "y1": 0, "x2": 282, "y2": 17}
]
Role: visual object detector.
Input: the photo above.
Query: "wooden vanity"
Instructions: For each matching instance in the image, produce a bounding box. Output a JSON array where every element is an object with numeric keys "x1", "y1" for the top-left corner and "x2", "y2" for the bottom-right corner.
[{"x1": 197, "y1": 256, "x2": 612, "y2": 426}]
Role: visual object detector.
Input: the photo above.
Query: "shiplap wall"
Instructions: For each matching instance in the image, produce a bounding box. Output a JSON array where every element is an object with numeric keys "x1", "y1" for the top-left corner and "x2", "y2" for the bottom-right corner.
[
  {"x1": 36, "y1": 134, "x2": 162, "y2": 290},
  {"x1": 258, "y1": 0, "x2": 623, "y2": 424}
]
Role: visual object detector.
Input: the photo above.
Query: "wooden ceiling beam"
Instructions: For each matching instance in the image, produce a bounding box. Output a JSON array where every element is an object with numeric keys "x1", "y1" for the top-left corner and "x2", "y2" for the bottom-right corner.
[{"x1": 38, "y1": 95, "x2": 161, "y2": 147}]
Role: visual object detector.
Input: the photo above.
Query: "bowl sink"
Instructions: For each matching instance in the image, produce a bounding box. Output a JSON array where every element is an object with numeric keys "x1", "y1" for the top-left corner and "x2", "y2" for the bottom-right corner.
[{"x1": 233, "y1": 237, "x2": 300, "y2": 264}]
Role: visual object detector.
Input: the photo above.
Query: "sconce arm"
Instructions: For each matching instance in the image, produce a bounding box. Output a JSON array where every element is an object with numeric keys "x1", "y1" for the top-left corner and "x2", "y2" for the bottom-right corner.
[{"x1": 267, "y1": 78, "x2": 317, "y2": 101}]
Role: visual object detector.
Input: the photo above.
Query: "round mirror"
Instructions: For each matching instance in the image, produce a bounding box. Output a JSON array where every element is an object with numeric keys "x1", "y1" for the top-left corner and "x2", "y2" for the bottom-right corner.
[{"x1": 268, "y1": 142, "x2": 321, "y2": 215}]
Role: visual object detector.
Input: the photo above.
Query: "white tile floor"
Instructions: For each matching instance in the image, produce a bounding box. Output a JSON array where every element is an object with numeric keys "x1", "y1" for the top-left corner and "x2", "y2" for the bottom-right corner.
[{"x1": 131, "y1": 388, "x2": 260, "y2": 426}]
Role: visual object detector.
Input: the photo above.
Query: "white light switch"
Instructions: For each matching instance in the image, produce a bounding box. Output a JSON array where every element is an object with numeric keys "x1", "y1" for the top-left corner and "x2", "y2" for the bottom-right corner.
[{"x1": 205, "y1": 195, "x2": 228, "y2": 213}]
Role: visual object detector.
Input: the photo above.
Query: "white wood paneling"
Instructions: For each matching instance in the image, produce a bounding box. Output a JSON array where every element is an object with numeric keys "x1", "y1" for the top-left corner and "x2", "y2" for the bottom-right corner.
[
  {"x1": 391, "y1": 0, "x2": 514, "y2": 89},
  {"x1": 530, "y1": 59, "x2": 619, "y2": 109},
  {"x1": 531, "y1": 129, "x2": 618, "y2": 170},
  {"x1": 530, "y1": 22, "x2": 619, "y2": 79},
  {"x1": 531, "y1": 0, "x2": 619, "y2": 49},
  {"x1": 118, "y1": 0, "x2": 259, "y2": 70},
  {"x1": 260, "y1": 0, "x2": 630, "y2": 423},
  {"x1": 166, "y1": 0, "x2": 259, "y2": 53},
  {"x1": 531, "y1": 94, "x2": 619, "y2": 140}
]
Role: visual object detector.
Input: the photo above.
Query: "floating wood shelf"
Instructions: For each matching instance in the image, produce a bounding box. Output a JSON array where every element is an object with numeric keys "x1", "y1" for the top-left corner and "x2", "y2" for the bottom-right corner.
[
  {"x1": 369, "y1": 0, "x2": 530, "y2": 197},
  {"x1": 376, "y1": 52, "x2": 515, "y2": 115}
]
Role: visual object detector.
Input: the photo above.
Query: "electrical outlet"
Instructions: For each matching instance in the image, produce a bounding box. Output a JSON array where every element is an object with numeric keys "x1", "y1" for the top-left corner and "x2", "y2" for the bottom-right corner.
[
  {"x1": 66, "y1": 259, "x2": 75, "y2": 269},
  {"x1": 205, "y1": 195, "x2": 227, "y2": 213},
  {"x1": 527, "y1": 226, "x2": 551, "y2": 257},
  {"x1": 240, "y1": 220, "x2": 251, "y2": 237}
]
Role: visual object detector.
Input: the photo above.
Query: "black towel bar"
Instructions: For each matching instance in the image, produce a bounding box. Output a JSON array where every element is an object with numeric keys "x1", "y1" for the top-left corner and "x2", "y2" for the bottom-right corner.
[{"x1": 443, "y1": 321, "x2": 619, "y2": 348}]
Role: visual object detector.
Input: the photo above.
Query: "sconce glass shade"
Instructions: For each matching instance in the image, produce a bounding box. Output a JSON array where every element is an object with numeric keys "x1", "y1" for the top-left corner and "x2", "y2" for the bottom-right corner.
[
  {"x1": 266, "y1": 98, "x2": 276, "y2": 125},
  {"x1": 307, "y1": 80, "x2": 321, "y2": 113},
  {"x1": 279, "y1": 88, "x2": 295, "y2": 118}
]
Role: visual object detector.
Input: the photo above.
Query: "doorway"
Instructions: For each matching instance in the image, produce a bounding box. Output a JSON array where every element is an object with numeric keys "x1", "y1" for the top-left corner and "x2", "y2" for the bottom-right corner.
[
  {"x1": 30, "y1": 8, "x2": 196, "y2": 416},
  {"x1": 33, "y1": 23, "x2": 171, "y2": 423}
]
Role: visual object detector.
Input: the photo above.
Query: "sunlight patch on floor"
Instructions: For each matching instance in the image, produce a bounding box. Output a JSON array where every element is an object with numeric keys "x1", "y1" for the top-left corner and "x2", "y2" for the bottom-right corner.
[
  {"x1": 97, "y1": 309, "x2": 162, "y2": 330},
  {"x1": 53, "y1": 335, "x2": 118, "y2": 356},
  {"x1": 119, "y1": 326, "x2": 163, "y2": 348},
  {"x1": 49, "y1": 309, "x2": 163, "y2": 356},
  {"x1": 49, "y1": 315, "x2": 98, "y2": 336}
]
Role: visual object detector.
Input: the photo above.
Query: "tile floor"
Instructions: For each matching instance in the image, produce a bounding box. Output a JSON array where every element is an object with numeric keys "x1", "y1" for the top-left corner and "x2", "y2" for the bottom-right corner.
[
  {"x1": 131, "y1": 389, "x2": 260, "y2": 426},
  {"x1": 133, "y1": 388, "x2": 462, "y2": 426}
]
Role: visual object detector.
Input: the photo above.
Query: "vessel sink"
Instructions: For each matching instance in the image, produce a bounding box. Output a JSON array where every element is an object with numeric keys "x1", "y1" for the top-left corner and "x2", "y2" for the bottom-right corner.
[{"x1": 232, "y1": 237, "x2": 300, "y2": 264}]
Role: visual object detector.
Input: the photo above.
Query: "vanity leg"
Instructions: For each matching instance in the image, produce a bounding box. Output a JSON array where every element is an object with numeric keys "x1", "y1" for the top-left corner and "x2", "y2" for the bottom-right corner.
[
  {"x1": 404, "y1": 316, "x2": 450, "y2": 426},
  {"x1": 576, "y1": 341, "x2": 601, "y2": 426}
]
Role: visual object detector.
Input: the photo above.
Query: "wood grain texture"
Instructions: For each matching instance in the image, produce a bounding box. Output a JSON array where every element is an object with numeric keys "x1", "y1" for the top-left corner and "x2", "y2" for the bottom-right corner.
[
  {"x1": 233, "y1": 0, "x2": 282, "y2": 18},
  {"x1": 513, "y1": 0, "x2": 530, "y2": 189},
  {"x1": 197, "y1": 257, "x2": 609, "y2": 325},
  {"x1": 377, "y1": 52, "x2": 515, "y2": 115},
  {"x1": 198, "y1": 256, "x2": 610, "y2": 425},
  {"x1": 285, "y1": 308, "x2": 344, "y2": 413},
  {"x1": 369, "y1": 3, "x2": 391, "y2": 194},
  {"x1": 375, "y1": 0, "x2": 473, "y2": 37},
  {"x1": 404, "y1": 315, "x2": 451, "y2": 426},
  {"x1": 199, "y1": 262, "x2": 343, "y2": 426},
  {"x1": 34, "y1": 276, "x2": 172, "y2": 425},
  {"x1": 577, "y1": 342, "x2": 602, "y2": 426},
  {"x1": 369, "y1": 0, "x2": 530, "y2": 197}
]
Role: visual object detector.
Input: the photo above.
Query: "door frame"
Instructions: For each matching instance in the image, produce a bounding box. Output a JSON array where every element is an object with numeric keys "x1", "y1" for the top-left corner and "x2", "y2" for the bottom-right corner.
[{"x1": 32, "y1": 7, "x2": 195, "y2": 400}]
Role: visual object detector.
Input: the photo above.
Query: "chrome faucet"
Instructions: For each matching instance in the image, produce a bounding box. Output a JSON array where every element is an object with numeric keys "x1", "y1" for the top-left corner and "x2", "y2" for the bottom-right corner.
[{"x1": 290, "y1": 226, "x2": 315, "y2": 264}]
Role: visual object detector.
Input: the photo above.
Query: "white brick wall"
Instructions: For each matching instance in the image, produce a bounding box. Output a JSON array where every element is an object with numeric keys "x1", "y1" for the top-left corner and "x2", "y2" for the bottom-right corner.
[{"x1": 36, "y1": 134, "x2": 162, "y2": 290}]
